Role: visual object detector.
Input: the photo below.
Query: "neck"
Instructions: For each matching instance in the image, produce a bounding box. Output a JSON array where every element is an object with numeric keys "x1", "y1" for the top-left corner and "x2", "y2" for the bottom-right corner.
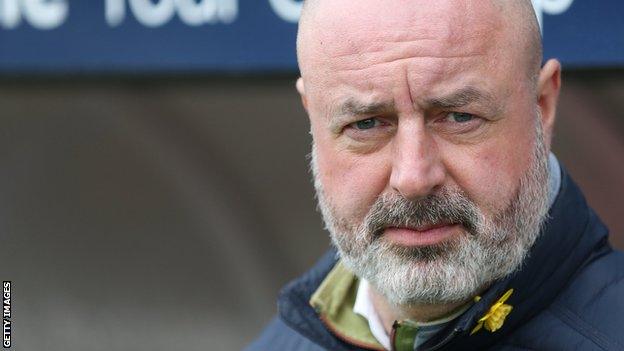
[{"x1": 368, "y1": 285, "x2": 471, "y2": 334}]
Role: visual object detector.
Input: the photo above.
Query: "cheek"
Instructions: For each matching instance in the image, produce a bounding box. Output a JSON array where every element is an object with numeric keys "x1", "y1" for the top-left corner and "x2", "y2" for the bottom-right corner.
[
  {"x1": 446, "y1": 122, "x2": 535, "y2": 214},
  {"x1": 314, "y1": 136, "x2": 391, "y2": 222}
]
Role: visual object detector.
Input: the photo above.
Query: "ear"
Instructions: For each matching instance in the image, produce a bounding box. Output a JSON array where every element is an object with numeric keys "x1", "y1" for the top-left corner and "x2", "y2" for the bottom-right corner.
[
  {"x1": 536, "y1": 59, "x2": 562, "y2": 149},
  {"x1": 296, "y1": 77, "x2": 309, "y2": 111}
]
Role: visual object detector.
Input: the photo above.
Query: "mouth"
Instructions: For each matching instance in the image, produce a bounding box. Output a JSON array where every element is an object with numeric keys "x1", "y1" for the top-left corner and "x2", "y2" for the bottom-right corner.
[{"x1": 382, "y1": 223, "x2": 460, "y2": 247}]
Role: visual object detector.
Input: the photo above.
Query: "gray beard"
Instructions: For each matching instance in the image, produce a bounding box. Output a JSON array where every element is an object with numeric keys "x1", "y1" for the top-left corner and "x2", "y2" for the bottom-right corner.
[{"x1": 311, "y1": 120, "x2": 550, "y2": 306}]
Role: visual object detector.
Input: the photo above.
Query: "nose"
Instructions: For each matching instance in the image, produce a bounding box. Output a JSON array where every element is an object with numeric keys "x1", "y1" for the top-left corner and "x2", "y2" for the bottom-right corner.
[{"x1": 389, "y1": 122, "x2": 446, "y2": 200}]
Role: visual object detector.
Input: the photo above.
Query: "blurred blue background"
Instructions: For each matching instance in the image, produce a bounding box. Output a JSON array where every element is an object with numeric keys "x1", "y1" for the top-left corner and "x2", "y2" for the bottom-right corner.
[
  {"x1": 0, "y1": 1, "x2": 623, "y2": 350},
  {"x1": 1, "y1": 0, "x2": 623, "y2": 72}
]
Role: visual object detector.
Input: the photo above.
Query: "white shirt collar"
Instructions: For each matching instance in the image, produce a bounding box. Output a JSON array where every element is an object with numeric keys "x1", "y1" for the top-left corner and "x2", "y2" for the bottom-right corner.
[{"x1": 353, "y1": 278, "x2": 392, "y2": 350}]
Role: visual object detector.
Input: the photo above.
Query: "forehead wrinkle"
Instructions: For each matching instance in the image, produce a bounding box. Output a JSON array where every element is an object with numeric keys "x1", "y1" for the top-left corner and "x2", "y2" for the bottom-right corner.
[
  {"x1": 319, "y1": 36, "x2": 490, "y2": 82},
  {"x1": 335, "y1": 53, "x2": 487, "y2": 75},
  {"x1": 315, "y1": 22, "x2": 499, "y2": 78}
]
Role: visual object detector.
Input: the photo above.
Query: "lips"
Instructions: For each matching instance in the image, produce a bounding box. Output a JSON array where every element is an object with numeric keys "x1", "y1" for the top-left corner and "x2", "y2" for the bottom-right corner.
[
  {"x1": 392, "y1": 222, "x2": 454, "y2": 232},
  {"x1": 382, "y1": 223, "x2": 459, "y2": 247}
]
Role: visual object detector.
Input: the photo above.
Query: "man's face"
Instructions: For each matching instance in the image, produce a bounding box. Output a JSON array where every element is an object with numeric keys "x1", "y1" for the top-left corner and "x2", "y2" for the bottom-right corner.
[{"x1": 299, "y1": 1, "x2": 554, "y2": 305}]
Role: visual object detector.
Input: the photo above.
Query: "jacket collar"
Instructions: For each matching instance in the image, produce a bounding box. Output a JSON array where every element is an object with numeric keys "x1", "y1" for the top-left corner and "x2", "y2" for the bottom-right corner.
[
  {"x1": 440, "y1": 167, "x2": 610, "y2": 351},
  {"x1": 278, "y1": 168, "x2": 610, "y2": 351}
]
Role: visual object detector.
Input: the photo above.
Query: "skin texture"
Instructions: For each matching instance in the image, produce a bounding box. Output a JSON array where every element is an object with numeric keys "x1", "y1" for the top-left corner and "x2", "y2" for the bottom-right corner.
[{"x1": 297, "y1": 0, "x2": 562, "y2": 332}]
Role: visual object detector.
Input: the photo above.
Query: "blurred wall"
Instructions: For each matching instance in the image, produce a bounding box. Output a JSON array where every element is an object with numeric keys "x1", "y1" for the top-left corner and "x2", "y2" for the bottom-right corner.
[{"x1": 0, "y1": 70, "x2": 623, "y2": 351}]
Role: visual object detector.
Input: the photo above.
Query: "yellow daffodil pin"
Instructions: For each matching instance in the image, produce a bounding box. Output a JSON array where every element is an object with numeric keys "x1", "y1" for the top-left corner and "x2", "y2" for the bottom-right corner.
[{"x1": 471, "y1": 289, "x2": 514, "y2": 335}]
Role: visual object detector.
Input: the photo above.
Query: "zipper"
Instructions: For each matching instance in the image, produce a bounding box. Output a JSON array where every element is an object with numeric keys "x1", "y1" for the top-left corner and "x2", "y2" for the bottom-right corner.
[
  {"x1": 390, "y1": 321, "x2": 397, "y2": 351},
  {"x1": 420, "y1": 328, "x2": 460, "y2": 351}
]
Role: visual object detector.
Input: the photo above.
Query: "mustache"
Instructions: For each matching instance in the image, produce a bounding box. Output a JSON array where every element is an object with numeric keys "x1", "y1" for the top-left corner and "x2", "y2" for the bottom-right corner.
[{"x1": 364, "y1": 189, "x2": 482, "y2": 238}]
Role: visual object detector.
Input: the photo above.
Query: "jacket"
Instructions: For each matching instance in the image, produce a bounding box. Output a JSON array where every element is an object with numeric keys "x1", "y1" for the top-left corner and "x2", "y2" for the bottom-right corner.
[{"x1": 246, "y1": 169, "x2": 624, "y2": 350}]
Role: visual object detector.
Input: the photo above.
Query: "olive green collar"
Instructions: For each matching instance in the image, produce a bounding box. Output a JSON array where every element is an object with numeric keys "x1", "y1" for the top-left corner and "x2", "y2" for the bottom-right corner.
[{"x1": 309, "y1": 261, "x2": 384, "y2": 350}]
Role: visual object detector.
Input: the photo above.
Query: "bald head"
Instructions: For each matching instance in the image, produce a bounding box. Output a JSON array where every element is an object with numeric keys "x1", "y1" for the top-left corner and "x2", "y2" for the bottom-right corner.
[{"x1": 297, "y1": 0, "x2": 542, "y2": 87}]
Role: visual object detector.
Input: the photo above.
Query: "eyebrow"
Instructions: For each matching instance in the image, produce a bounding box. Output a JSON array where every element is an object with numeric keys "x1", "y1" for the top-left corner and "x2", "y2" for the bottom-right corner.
[
  {"x1": 339, "y1": 98, "x2": 395, "y2": 116},
  {"x1": 425, "y1": 86, "x2": 497, "y2": 110}
]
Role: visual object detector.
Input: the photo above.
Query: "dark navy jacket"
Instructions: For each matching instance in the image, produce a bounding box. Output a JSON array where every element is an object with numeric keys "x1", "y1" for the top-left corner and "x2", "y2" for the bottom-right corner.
[{"x1": 247, "y1": 170, "x2": 624, "y2": 350}]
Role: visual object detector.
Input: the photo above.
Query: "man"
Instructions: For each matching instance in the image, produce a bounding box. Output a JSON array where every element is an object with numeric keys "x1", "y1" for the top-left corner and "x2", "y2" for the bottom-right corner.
[{"x1": 248, "y1": 0, "x2": 624, "y2": 350}]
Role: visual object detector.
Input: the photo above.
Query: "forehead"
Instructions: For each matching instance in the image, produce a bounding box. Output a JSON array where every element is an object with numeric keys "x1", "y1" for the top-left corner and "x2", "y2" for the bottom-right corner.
[
  {"x1": 312, "y1": 0, "x2": 502, "y2": 58},
  {"x1": 299, "y1": 0, "x2": 515, "y2": 102}
]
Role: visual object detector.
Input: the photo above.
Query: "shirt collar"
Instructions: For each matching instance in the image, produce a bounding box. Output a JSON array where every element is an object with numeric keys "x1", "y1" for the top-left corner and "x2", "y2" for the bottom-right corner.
[
  {"x1": 547, "y1": 152, "x2": 562, "y2": 208},
  {"x1": 353, "y1": 279, "x2": 391, "y2": 350}
]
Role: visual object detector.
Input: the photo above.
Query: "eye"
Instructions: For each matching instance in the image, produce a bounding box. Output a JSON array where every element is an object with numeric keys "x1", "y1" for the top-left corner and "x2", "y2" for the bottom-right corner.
[
  {"x1": 432, "y1": 111, "x2": 485, "y2": 136},
  {"x1": 352, "y1": 118, "x2": 381, "y2": 130},
  {"x1": 447, "y1": 112, "x2": 475, "y2": 123}
]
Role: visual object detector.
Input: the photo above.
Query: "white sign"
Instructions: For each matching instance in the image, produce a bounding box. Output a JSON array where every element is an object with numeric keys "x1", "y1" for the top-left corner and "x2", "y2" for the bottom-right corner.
[
  {"x1": 268, "y1": 0, "x2": 302, "y2": 23},
  {"x1": 0, "y1": 0, "x2": 68, "y2": 29},
  {"x1": 106, "y1": 0, "x2": 238, "y2": 27},
  {"x1": 0, "y1": 0, "x2": 579, "y2": 31}
]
